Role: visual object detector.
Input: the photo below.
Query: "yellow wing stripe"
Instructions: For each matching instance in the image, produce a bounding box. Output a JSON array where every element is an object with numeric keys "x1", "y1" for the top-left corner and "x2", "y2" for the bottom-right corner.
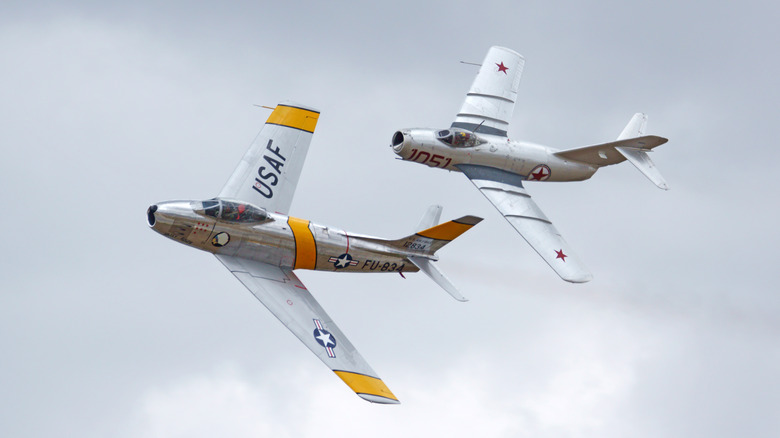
[
  {"x1": 334, "y1": 371, "x2": 399, "y2": 402},
  {"x1": 288, "y1": 217, "x2": 317, "y2": 270},
  {"x1": 416, "y1": 220, "x2": 476, "y2": 241},
  {"x1": 266, "y1": 104, "x2": 320, "y2": 133}
]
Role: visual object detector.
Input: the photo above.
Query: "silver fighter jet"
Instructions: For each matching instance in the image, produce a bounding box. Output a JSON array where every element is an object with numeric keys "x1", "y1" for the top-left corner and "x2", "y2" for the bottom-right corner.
[
  {"x1": 148, "y1": 102, "x2": 481, "y2": 404},
  {"x1": 391, "y1": 46, "x2": 670, "y2": 283}
]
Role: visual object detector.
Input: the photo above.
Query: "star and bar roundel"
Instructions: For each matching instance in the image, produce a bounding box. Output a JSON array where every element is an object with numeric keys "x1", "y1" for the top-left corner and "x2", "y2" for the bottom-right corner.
[
  {"x1": 328, "y1": 253, "x2": 359, "y2": 269},
  {"x1": 313, "y1": 319, "x2": 337, "y2": 358}
]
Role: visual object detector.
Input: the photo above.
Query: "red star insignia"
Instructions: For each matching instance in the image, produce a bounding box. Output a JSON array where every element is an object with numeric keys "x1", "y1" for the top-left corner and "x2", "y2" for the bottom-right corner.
[
  {"x1": 496, "y1": 61, "x2": 509, "y2": 74},
  {"x1": 530, "y1": 168, "x2": 547, "y2": 181},
  {"x1": 555, "y1": 249, "x2": 567, "y2": 262}
]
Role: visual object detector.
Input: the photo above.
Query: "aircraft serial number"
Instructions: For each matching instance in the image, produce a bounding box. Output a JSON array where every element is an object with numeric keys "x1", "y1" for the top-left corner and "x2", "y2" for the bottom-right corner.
[
  {"x1": 407, "y1": 149, "x2": 452, "y2": 169},
  {"x1": 361, "y1": 259, "x2": 405, "y2": 272}
]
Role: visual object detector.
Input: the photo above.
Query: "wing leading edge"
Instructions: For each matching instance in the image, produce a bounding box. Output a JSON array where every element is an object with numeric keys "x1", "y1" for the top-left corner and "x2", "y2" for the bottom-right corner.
[
  {"x1": 215, "y1": 254, "x2": 399, "y2": 404},
  {"x1": 218, "y1": 102, "x2": 320, "y2": 215},
  {"x1": 456, "y1": 164, "x2": 592, "y2": 283}
]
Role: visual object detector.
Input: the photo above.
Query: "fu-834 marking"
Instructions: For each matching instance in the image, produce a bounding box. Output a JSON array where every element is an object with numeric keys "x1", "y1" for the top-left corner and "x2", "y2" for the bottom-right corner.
[
  {"x1": 252, "y1": 139, "x2": 287, "y2": 199},
  {"x1": 361, "y1": 259, "x2": 405, "y2": 272}
]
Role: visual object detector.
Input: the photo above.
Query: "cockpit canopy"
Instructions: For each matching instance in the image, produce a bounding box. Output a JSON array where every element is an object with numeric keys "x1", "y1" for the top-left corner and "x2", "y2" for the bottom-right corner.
[
  {"x1": 195, "y1": 199, "x2": 270, "y2": 223},
  {"x1": 436, "y1": 128, "x2": 485, "y2": 148}
]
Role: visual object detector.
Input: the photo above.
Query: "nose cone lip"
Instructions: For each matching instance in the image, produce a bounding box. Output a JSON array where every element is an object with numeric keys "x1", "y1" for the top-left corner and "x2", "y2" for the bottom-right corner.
[{"x1": 147, "y1": 205, "x2": 158, "y2": 226}]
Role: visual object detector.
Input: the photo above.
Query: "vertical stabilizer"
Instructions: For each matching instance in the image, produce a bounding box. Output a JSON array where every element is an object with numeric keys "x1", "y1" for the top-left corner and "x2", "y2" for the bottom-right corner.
[
  {"x1": 415, "y1": 205, "x2": 443, "y2": 231},
  {"x1": 617, "y1": 113, "x2": 647, "y2": 140}
]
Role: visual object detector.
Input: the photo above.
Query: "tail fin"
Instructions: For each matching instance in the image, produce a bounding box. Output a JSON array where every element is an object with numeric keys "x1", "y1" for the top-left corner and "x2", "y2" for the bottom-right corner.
[
  {"x1": 617, "y1": 112, "x2": 648, "y2": 139},
  {"x1": 415, "y1": 205, "x2": 443, "y2": 231}
]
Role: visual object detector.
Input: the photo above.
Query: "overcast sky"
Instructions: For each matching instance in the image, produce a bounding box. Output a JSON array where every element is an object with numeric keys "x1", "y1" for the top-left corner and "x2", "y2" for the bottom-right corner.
[{"x1": 2, "y1": 1, "x2": 779, "y2": 437}]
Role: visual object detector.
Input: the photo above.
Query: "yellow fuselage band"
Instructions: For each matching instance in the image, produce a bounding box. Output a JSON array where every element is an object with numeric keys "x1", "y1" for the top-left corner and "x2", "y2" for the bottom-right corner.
[{"x1": 288, "y1": 217, "x2": 317, "y2": 270}]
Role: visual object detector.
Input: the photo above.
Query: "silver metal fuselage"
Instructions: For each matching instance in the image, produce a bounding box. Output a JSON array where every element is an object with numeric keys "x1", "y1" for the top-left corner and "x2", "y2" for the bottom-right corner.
[
  {"x1": 391, "y1": 128, "x2": 597, "y2": 182},
  {"x1": 147, "y1": 200, "x2": 418, "y2": 274}
]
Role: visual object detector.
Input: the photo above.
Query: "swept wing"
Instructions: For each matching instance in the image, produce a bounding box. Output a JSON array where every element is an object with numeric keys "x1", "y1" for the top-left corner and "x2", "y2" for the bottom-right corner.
[
  {"x1": 218, "y1": 102, "x2": 319, "y2": 215},
  {"x1": 216, "y1": 254, "x2": 399, "y2": 404},
  {"x1": 451, "y1": 46, "x2": 524, "y2": 137},
  {"x1": 456, "y1": 164, "x2": 592, "y2": 283}
]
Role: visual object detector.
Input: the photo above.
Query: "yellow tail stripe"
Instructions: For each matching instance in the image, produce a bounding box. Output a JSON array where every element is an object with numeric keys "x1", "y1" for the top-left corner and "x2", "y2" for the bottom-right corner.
[
  {"x1": 266, "y1": 104, "x2": 320, "y2": 133},
  {"x1": 334, "y1": 371, "x2": 398, "y2": 402},
  {"x1": 417, "y1": 220, "x2": 475, "y2": 241},
  {"x1": 288, "y1": 217, "x2": 317, "y2": 270}
]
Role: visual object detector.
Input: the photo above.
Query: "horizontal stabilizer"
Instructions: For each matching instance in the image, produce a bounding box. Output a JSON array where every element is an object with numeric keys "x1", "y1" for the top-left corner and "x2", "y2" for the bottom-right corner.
[
  {"x1": 408, "y1": 256, "x2": 468, "y2": 302},
  {"x1": 416, "y1": 215, "x2": 483, "y2": 242},
  {"x1": 615, "y1": 146, "x2": 669, "y2": 190},
  {"x1": 554, "y1": 135, "x2": 668, "y2": 167}
]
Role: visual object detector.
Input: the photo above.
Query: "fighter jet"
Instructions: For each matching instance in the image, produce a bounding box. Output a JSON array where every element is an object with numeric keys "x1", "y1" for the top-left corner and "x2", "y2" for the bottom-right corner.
[
  {"x1": 391, "y1": 46, "x2": 669, "y2": 283},
  {"x1": 147, "y1": 102, "x2": 481, "y2": 404}
]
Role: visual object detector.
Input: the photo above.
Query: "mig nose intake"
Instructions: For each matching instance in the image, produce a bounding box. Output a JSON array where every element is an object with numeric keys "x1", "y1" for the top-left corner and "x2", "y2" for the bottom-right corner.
[
  {"x1": 147, "y1": 205, "x2": 158, "y2": 226},
  {"x1": 391, "y1": 131, "x2": 405, "y2": 153}
]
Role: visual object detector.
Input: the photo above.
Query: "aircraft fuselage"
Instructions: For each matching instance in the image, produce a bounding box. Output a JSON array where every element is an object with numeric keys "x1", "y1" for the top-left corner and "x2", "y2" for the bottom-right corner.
[
  {"x1": 391, "y1": 128, "x2": 597, "y2": 182},
  {"x1": 147, "y1": 199, "x2": 416, "y2": 274}
]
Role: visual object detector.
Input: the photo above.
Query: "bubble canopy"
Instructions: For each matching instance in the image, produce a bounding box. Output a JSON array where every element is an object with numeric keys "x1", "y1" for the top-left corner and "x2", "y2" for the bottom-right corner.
[
  {"x1": 436, "y1": 128, "x2": 485, "y2": 148},
  {"x1": 193, "y1": 199, "x2": 270, "y2": 223}
]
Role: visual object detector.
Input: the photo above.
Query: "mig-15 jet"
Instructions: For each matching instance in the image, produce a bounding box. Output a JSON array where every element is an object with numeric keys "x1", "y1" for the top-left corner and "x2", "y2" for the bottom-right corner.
[
  {"x1": 391, "y1": 46, "x2": 669, "y2": 283},
  {"x1": 148, "y1": 102, "x2": 481, "y2": 404}
]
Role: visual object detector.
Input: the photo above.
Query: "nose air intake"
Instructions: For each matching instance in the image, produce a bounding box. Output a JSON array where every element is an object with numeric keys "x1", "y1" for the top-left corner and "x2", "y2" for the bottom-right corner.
[
  {"x1": 391, "y1": 131, "x2": 405, "y2": 152},
  {"x1": 147, "y1": 205, "x2": 158, "y2": 226}
]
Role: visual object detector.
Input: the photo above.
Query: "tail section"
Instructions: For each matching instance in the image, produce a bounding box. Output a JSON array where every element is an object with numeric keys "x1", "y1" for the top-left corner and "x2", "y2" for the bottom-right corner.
[
  {"x1": 553, "y1": 113, "x2": 670, "y2": 190},
  {"x1": 393, "y1": 214, "x2": 482, "y2": 258},
  {"x1": 615, "y1": 113, "x2": 669, "y2": 190},
  {"x1": 392, "y1": 211, "x2": 482, "y2": 302}
]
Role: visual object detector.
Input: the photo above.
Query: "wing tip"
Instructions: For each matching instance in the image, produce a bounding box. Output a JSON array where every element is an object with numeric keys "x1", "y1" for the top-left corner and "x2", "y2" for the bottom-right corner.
[
  {"x1": 357, "y1": 393, "x2": 401, "y2": 404},
  {"x1": 334, "y1": 370, "x2": 399, "y2": 404},
  {"x1": 562, "y1": 272, "x2": 593, "y2": 283}
]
